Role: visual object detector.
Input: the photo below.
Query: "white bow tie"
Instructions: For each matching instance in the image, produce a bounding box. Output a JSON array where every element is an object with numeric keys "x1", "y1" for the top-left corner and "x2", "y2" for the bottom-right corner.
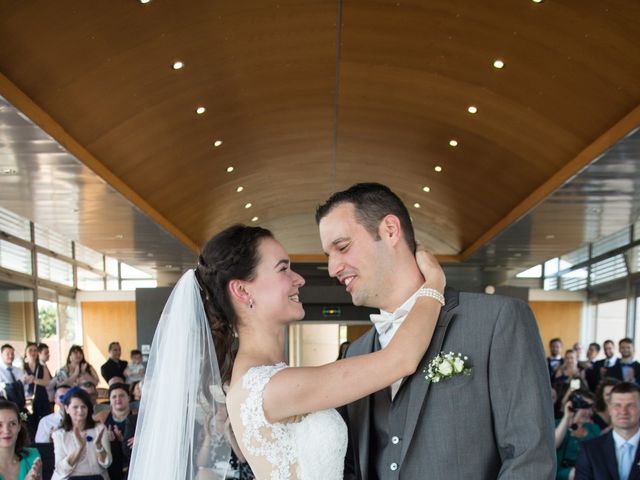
[{"x1": 370, "y1": 308, "x2": 409, "y2": 335}]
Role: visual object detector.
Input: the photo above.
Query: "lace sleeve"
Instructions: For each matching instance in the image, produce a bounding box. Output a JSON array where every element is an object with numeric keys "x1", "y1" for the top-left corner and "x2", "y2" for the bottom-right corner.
[{"x1": 239, "y1": 363, "x2": 296, "y2": 479}]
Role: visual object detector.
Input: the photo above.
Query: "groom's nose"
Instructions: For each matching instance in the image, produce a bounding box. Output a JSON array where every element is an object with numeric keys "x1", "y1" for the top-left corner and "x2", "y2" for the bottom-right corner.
[{"x1": 327, "y1": 255, "x2": 342, "y2": 279}]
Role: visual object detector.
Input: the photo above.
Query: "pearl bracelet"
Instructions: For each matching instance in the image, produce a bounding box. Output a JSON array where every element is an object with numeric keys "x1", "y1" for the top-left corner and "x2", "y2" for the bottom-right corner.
[{"x1": 416, "y1": 287, "x2": 445, "y2": 306}]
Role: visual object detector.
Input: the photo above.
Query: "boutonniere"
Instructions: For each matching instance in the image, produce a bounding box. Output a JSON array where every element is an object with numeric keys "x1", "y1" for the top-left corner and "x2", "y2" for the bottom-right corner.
[
  {"x1": 424, "y1": 351, "x2": 472, "y2": 383},
  {"x1": 19, "y1": 411, "x2": 28, "y2": 422}
]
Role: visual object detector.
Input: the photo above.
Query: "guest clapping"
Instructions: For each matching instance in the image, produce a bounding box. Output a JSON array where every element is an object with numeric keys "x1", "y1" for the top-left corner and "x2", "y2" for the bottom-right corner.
[
  {"x1": 95, "y1": 383, "x2": 136, "y2": 480},
  {"x1": 52, "y1": 345, "x2": 100, "y2": 388},
  {"x1": 51, "y1": 388, "x2": 111, "y2": 480}
]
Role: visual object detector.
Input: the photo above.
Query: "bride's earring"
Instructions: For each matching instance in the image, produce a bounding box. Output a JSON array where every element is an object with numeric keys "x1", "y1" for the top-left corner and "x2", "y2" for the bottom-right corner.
[{"x1": 248, "y1": 297, "x2": 254, "y2": 309}]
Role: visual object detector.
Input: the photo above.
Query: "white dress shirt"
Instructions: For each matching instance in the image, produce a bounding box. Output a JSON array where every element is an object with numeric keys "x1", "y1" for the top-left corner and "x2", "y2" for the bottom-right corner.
[
  {"x1": 370, "y1": 287, "x2": 423, "y2": 399},
  {"x1": 613, "y1": 428, "x2": 640, "y2": 477},
  {"x1": 51, "y1": 424, "x2": 112, "y2": 479},
  {"x1": 35, "y1": 410, "x2": 64, "y2": 443}
]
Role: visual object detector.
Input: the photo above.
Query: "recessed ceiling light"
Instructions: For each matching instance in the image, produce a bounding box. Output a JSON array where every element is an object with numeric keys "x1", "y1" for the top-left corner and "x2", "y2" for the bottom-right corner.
[
  {"x1": 0, "y1": 168, "x2": 18, "y2": 175},
  {"x1": 413, "y1": 203, "x2": 421, "y2": 208},
  {"x1": 214, "y1": 140, "x2": 223, "y2": 147},
  {"x1": 493, "y1": 59, "x2": 505, "y2": 69},
  {"x1": 172, "y1": 61, "x2": 184, "y2": 70},
  {"x1": 115, "y1": 234, "x2": 124, "y2": 239},
  {"x1": 532, "y1": 0, "x2": 543, "y2": 3},
  {"x1": 449, "y1": 139, "x2": 458, "y2": 147},
  {"x1": 467, "y1": 105, "x2": 478, "y2": 114},
  {"x1": 196, "y1": 106, "x2": 206, "y2": 115},
  {"x1": 236, "y1": 186, "x2": 244, "y2": 193},
  {"x1": 545, "y1": 234, "x2": 555, "y2": 239},
  {"x1": 434, "y1": 166, "x2": 443, "y2": 172},
  {"x1": 422, "y1": 186, "x2": 430, "y2": 192},
  {"x1": 251, "y1": 216, "x2": 259, "y2": 222},
  {"x1": 226, "y1": 166, "x2": 234, "y2": 173},
  {"x1": 139, "y1": 0, "x2": 152, "y2": 3},
  {"x1": 245, "y1": 203, "x2": 252, "y2": 209}
]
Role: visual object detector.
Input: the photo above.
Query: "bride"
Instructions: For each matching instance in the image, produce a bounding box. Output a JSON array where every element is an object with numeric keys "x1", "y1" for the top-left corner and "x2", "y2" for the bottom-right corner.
[{"x1": 129, "y1": 224, "x2": 444, "y2": 479}]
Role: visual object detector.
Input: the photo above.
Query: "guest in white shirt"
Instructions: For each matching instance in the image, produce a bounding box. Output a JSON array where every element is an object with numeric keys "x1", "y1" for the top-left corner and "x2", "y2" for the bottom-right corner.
[
  {"x1": 51, "y1": 388, "x2": 111, "y2": 480},
  {"x1": 35, "y1": 384, "x2": 69, "y2": 443},
  {"x1": 0, "y1": 343, "x2": 33, "y2": 410},
  {"x1": 575, "y1": 382, "x2": 640, "y2": 480}
]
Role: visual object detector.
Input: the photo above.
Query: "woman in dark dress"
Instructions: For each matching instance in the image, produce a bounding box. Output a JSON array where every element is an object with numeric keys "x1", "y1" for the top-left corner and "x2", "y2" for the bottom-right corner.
[
  {"x1": 23, "y1": 341, "x2": 52, "y2": 438},
  {"x1": 96, "y1": 383, "x2": 136, "y2": 480}
]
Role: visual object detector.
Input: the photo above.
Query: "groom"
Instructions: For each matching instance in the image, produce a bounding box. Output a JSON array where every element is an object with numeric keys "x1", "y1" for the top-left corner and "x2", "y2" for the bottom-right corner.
[{"x1": 316, "y1": 183, "x2": 555, "y2": 479}]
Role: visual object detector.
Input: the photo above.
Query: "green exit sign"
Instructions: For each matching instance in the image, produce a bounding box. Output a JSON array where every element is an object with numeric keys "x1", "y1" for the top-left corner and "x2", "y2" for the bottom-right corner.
[{"x1": 322, "y1": 306, "x2": 342, "y2": 318}]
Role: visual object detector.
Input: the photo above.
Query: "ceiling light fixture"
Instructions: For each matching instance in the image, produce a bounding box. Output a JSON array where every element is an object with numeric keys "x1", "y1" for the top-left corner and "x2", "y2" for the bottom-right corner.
[
  {"x1": 434, "y1": 166, "x2": 443, "y2": 172},
  {"x1": 493, "y1": 59, "x2": 505, "y2": 69},
  {"x1": 245, "y1": 203, "x2": 252, "y2": 209},
  {"x1": 172, "y1": 61, "x2": 184, "y2": 70},
  {"x1": 467, "y1": 105, "x2": 478, "y2": 114},
  {"x1": 251, "y1": 216, "x2": 259, "y2": 222},
  {"x1": 226, "y1": 166, "x2": 234, "y2": 173},
  {"x1": 413, "y1": 203, "x2": 421, "y2": 209},
  {"x1": 532, "y1": 0, "x2": 543, "y2": 3},
  {"x1": 422, "y1": 186, "x2": 430, "y2": 192},
  {"x1": 449, "y1": 139, "x2": 458, "y2": 147},
  {"x1": 139, "y1": 0, "x2": 152, "y2": 3},
  {"x1": 214, "y1": 140, "x2": 223, "y2": 147},
  {"x1": 196, "y1": 106, "x2": 206, "y2": 115},
  {"x1": 0, "y1": 168, "x2": 18, "y2": 175},
  {"x1": 236, "y1": 186, "x2": 244, "y2": 192}
]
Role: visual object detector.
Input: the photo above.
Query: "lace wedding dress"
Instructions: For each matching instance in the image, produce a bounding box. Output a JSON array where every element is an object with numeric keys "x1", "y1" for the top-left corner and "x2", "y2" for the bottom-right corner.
[{"x1": 231, "y1": 363, "x2": 348, "y2": 480}]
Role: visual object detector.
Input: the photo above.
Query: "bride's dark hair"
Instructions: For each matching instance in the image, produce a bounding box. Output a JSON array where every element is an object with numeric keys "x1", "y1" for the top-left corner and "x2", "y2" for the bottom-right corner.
[{"x1": 195, "y1": 224, "x2": 273, "y2": 384}]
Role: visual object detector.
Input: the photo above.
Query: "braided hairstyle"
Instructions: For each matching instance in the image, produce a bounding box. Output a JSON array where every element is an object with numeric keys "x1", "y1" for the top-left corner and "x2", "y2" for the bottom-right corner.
[{"x1": 195, "y1": 224, "x2": 273, "y2": 384}]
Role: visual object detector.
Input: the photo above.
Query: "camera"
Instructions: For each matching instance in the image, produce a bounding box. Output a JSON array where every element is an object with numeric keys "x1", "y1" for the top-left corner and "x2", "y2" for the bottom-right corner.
[{"x1": 568, "y1": 392, "x2": 592, "y2": 412}]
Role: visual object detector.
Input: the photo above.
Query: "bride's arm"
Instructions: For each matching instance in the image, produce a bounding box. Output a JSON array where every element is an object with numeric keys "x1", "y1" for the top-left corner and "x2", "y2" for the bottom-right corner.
[{"x1": 262, "y1": 250, "x2": 444, "y2": 423}]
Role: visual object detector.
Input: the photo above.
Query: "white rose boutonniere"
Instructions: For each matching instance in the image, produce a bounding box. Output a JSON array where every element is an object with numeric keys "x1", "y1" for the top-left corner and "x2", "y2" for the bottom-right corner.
[{"x1": 424, "y1": 352, "x2": 471, "y2": 384}]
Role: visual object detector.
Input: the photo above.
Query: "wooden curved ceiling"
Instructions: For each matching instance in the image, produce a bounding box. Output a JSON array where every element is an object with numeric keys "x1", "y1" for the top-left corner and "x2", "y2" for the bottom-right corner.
[{"x1": 1, "y1": 0, "x2": 639, "y2": 263}]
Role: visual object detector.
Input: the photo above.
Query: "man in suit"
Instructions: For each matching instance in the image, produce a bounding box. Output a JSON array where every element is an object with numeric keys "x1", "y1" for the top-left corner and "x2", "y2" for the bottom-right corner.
[
  {"x1": 607, "y1": 339, "x2": 640, "y2": 384},
  {"x1": 575, "y1": 382, "x2": 640, "y2": 480},
  {"x1": 583, "y1": 342, "x2": 602, "y2": 392},
  {"x1": 316, "y1": 183, "x2": 555, "y2": 480},
  {"x1": 548, "y1": 338, "x2": 565, "y2": 379}
]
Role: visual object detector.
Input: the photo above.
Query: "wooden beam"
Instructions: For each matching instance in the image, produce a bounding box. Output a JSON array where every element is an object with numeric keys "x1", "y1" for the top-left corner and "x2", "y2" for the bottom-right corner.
[
  {"x1": 0, "y1": 72, "x2": 200, "y2": 253},
  {"x1": 461, "y1": 104, "x2": 640, "y2": 260}
]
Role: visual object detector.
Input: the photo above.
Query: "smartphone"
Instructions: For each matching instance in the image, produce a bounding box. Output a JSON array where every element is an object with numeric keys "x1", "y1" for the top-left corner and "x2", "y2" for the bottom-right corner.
[{"x1": 569, "y1": 378, "x2": 581, "y2": 391}]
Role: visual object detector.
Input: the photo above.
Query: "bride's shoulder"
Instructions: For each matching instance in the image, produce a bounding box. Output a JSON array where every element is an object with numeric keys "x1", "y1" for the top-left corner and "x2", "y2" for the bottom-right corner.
[{"x1": 227, "y1": 362, "x2": 288, "y2": 402}]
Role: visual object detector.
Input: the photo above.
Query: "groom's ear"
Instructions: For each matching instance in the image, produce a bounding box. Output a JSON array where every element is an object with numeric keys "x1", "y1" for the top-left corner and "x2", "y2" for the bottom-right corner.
[{"x1": 379, "y1": 214, "x2": 402, "y2": 247}]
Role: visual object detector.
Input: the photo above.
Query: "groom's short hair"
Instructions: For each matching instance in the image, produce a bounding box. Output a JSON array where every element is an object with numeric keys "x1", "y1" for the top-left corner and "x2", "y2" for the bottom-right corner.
[{"x1": 315, "y1": 182, "x2": 416, "y2": 253}]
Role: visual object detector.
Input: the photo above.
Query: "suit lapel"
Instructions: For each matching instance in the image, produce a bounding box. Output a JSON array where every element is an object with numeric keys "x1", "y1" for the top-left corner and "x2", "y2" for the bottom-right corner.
[
  {"x1": 629, "y1": 435, "x2": 640, "y2": 480},
  {"x1": 603, "y1": 433, "x2": 619, "y2": 480},
  {"x1": 399, "y1": 288, "x2": 459, "y2": 464},
  {"x1": 346, "y1": 327, "x2": 377, "y2": 480}
]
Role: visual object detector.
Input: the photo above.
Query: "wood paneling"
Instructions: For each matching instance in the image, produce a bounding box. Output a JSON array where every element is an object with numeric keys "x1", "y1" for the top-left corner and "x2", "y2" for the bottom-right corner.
[
  {"x1": 81, "y1": 301, "x2": 136, "y2": 387},
  {"x1": 530, "y1": 301, "x2": 583, "y2": 356}
]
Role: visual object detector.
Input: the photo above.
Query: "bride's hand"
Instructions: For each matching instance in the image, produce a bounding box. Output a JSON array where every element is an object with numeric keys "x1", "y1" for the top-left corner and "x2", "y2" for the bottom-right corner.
[{"x1": 416, "y1": 246, "x2": 446, "y2": 292}]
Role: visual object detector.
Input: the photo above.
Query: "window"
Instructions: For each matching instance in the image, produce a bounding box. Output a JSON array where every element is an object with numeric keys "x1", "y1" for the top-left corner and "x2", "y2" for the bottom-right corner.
[
  {"x1": 37, "y1": 253, "x2": 73, "y2": 286},
  {"x1": 0, "y1": 207, "x2": 31, "y2": 241},
  {"x1": 34, "y1": 224, "x2": 72, "y2": 257},
  {"x1": 594, "y1": 299, "x2": 627, "y2": 347},
  {"x1": 0, "y1": 240, "x2": 32, "y2": 274}
]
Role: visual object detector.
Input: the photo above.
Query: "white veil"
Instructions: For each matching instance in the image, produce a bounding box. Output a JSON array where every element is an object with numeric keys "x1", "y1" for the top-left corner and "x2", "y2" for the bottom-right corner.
[{"x1": 129, "y1": 269, "x2": 231, "y2": 479}]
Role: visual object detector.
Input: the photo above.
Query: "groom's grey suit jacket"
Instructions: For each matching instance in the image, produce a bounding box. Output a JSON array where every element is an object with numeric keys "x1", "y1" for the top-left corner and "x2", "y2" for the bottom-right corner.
[{"x1": 341, "y1": 288, "x2": 556, "y2": 480}]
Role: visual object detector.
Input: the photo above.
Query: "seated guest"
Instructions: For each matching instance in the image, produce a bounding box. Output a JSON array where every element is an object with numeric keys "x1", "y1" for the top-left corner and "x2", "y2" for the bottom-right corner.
[
  {"x1": 129, "y1": 380, "x2": 142, "y2": 413},
  {"x1": 575, "y1": 382, "x2": 640, "y2": 480},
  {"x1": 52, "y1": 345, "x2": 100, "y2": 388},
  {"x1": 606, "y1": 338, "x2": 640, "y2": 384},
  {"x1": 555, "y1": 389, "x2": 600, "y2": 480},
  {"x1": 95, "y1": 383, "x2": 137, "y2": 480},
  {"x1": 100, "y1": 342, "x2": 127, "y2": 384},
  {"x1": 124, "y1": 349, "x2": 145, "y2": 385},
  {"x1": 35, "y1": 384, "x2": 69, "y2": 443},
  {"x1": 554, "y1": 349, "x2": 585, "y2": 385},
  {"x1": 77, "y1": 375, "x2": 110, "y2": 416},
  {"x1": 51, "y1": 388, "x2": 111, "y2": 480},
  {"x1": 0, "y1": 399, "x2": 41, "y2": 479},
  {"x1": 592, "y1": 377, "x2": 621, "y2": 433},
  {"x1": 0, "y1": 344, "x2": 30, "y2": 411},
  {"x1": 108, "y1": 376, "x2": 125, "y2": 386}
]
